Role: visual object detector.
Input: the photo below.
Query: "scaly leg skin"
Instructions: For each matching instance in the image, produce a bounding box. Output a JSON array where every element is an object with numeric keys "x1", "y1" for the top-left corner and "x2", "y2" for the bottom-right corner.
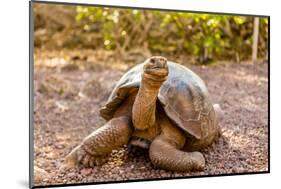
[
  {"x1": 63, "y1": 116, "x2": 133, "y2": 168},
  {"x1": 132, "y1": 56, "x2": 168, "y2": 131},
  {"x1": 149, "y1": 116, "x2": 205, "y2": 171}
]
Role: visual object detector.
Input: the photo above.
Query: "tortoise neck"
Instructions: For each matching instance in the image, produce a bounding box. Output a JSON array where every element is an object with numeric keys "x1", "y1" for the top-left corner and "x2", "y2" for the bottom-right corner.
[
  {"x1": 141, "y1": 73, "x2": 166, "y2": 93},
  {"x1": 132, "y1": 73, "x2": 166, "y2": 131}
]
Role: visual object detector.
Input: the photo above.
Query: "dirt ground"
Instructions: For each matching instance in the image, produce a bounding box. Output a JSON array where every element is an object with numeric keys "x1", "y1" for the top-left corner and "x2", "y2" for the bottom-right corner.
[{"x1": 33, "y1": 50, "x2": 268, "y2": 187}]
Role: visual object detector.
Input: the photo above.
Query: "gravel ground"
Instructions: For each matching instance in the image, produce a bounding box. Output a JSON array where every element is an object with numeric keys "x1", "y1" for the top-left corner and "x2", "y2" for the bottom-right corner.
[{"x1": 33, "y1": 56, "x2": 268, "y2": 187}]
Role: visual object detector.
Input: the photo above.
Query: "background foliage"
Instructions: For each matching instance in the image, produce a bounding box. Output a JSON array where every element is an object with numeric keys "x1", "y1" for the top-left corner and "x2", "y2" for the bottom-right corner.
[
  {"x1": 75, "y1": 6, "x2": 268, "y2": 63},
  {"x1": 34, "y1": 4, "x2": 268, "y2": 64}
]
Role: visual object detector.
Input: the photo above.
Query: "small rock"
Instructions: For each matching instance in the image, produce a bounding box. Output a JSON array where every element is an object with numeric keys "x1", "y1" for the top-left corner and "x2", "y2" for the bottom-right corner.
[
  {"x1": 81, "y1": 168, "x2": 92, "y2": 176},
  {"x1": 66, "y1": 172, "x2": 76, "y2": 178},
  {"x1": 34, "y1": 166, "x2": 50, "y2": 184},
  {"x1": 61, "y1": 63, "x2": 79, "y2": 72}
]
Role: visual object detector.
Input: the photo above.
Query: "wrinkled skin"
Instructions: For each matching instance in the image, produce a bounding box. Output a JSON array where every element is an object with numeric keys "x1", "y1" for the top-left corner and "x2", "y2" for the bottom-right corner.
[{"x1": 64, "y1": 56, "x2": 220, "y2": 172}]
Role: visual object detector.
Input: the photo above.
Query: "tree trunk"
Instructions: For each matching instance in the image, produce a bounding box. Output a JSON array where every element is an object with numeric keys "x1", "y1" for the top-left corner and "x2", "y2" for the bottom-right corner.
[{"x1": 252, "y1": 17, "x2": 260, "y2": 63}]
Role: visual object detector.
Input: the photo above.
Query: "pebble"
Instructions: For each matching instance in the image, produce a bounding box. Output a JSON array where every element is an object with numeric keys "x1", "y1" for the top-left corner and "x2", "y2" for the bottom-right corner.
[
  {"x1": 80, "y1": 168, "x2": 92, "y2": 176},
  {"x1": 34, "y1": 166, "x2": 50, "y2": 183},
  {"x1": 66, "y1": 172, "x2": 76, "y2": 178}
]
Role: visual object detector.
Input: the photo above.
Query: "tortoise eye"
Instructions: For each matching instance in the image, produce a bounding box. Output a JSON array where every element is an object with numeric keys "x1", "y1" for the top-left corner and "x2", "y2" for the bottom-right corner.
[{"x1": 150, "y1": 58, "x2": 155, "y2": 63}]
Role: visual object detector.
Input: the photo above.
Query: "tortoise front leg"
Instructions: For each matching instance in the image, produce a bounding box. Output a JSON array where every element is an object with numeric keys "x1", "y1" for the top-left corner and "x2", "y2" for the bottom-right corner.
[
  {"x1": 149, "y1": 116, "x2": 205, "y2": 171},
  {"x1": 64, "y1": 116, "x2": 133, "y2": 168}
]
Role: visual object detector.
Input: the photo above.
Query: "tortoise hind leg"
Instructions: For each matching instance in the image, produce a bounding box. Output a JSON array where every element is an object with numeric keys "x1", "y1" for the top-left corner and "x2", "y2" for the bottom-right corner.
[
  {"x1": 64, "y1": 116, "x2": 133, "y2": 168},
  {"x1": 149, "y1": 117, "x2": 205, "y2": 171},
  {"x1": 149, "y1": 135, "x2": 205, "y2": 171}
]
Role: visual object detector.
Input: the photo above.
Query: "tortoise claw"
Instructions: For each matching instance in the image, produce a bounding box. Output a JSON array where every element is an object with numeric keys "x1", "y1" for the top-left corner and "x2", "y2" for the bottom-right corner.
[
  {"x1": 63, "y1": 144, "x2": 107, "y2": 169},
  {"x1": 190, "y1": 151, "x2": 205, "y2": 171}
]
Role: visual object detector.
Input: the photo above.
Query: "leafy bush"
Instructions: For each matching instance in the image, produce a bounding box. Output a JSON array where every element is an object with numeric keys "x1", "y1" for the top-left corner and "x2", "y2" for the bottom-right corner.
[{"x1": 76, "y1": 6, "x2": 268, "y2": 63}]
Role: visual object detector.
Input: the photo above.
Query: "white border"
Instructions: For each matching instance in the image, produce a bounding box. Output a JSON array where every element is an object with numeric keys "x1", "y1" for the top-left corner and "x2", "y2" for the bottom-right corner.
[{"x1": 1, "y1": 0, "x2": 279, "y2": 189}]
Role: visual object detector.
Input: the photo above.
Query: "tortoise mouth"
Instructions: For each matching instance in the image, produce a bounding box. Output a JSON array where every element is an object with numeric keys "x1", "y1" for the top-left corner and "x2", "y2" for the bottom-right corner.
[
  {"x1": 144, "y1": 68, "x2": 168, "y2": 77},
  {"x1": 143, "y1": 73, "x2": 168, "y2": 85}
]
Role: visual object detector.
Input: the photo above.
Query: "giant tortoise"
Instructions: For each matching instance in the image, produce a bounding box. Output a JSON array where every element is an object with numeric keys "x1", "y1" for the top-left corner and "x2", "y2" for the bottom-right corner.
[{"x1": 65, "y1": 56, "x2": 222, "y2": 171}]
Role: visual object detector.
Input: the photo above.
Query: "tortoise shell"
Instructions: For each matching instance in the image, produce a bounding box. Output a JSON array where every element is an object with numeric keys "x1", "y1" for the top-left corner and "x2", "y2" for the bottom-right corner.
[{"x1": 100, "y1": 61, "x2": 215, "y2": 139}]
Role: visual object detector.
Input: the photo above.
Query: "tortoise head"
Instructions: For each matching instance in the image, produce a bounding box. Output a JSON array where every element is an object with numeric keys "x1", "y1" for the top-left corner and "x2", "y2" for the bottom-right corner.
[{"x1": 143, "y1": 56, "x2": 169, "y2": 79}]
